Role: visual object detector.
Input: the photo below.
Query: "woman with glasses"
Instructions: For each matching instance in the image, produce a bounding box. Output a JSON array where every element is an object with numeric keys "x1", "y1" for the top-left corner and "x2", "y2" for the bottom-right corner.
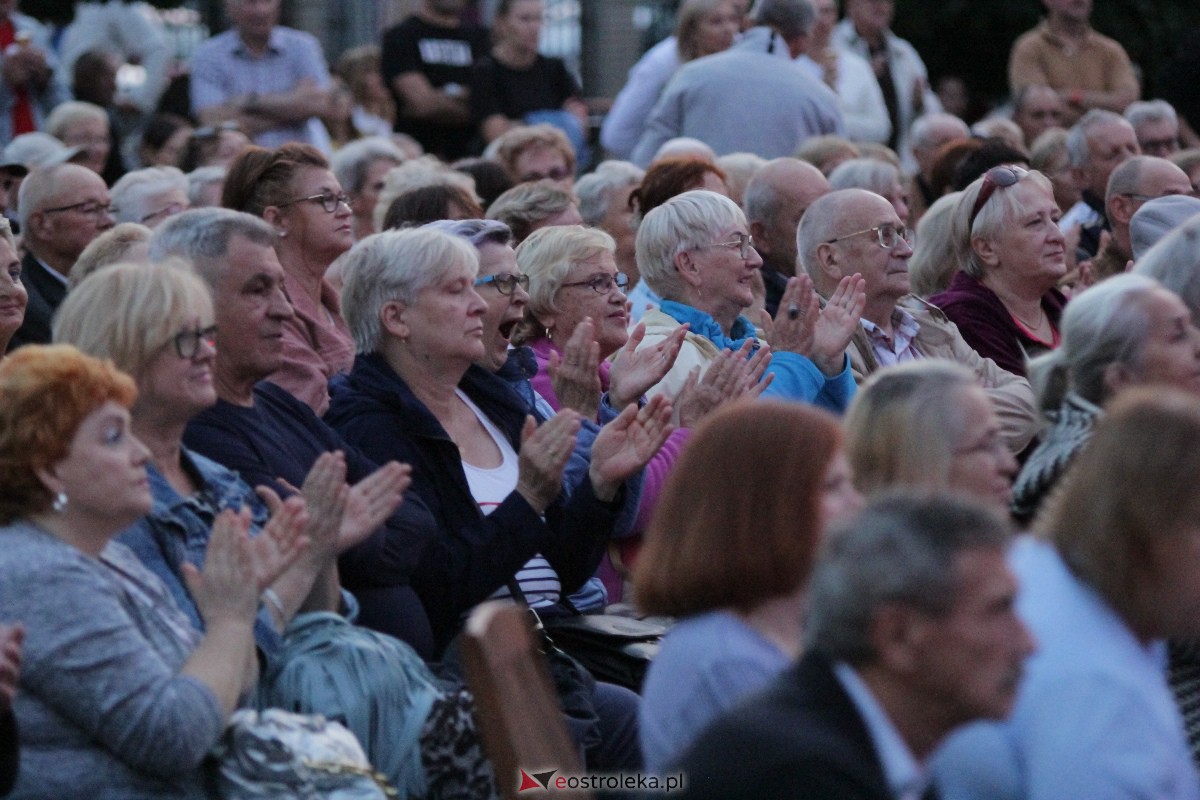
[
  {"x1": 634, "y1": 189, "x2": 864, "y2": 412},
  {"x1": 328, "y1": 227, "x2": 676, "y2": 771},
  {"x1": 512, "y1": 223, "x2": 760, "y2": 598},
  {"x1": 52, "y1": 259, "x2": 500, "y2": 798},
  {"x1": 109, "y1": 167, "x2": 190, "y2": 230},
  {"x1": 930, "y1": 166, "x2": 1068, "y2": 378},
  {"x1": 222, "y1": 143, "x2": 357, "y2": 415},
  {"x1": 844, "y1": 361, "x2": 1019, "y2": 514}
]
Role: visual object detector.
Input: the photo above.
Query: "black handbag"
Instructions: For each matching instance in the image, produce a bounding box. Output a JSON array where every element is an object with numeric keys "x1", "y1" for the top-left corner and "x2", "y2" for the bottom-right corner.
[{"x1": 542, "y1": 611, "x2": 667, "y2": 692}]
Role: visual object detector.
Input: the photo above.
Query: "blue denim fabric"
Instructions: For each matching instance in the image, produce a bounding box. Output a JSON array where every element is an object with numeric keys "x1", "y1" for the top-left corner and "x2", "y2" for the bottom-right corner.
[{"x1": 117, "y1": 447, "x2": 281, "y2": 655}]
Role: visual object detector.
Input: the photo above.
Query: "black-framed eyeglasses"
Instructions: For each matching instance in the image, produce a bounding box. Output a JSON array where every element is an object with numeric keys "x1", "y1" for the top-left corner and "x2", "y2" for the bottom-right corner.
[
  {"x1": 968, "y1": 165, "x2": 1026, "y2": 230},
  {"x1": 43, "y1": 200, "x2": 115, "y2": 218},
  {"x1": 559, "y1": 272, "x2": 630, "y2": 294},
  {"x1": 701, "y1": 232, "x2": 756, "y2": 260},
  {"x1": 825, "y1": 223, "x2": 912, "y2": 249},
  {"x1": 172, "y1": 325, "x2": 217, "y2": 359},
  {"x1": 474, "y1": 273, "x2": 530, "y2": 296},
  {"x1": 278, "y1": 191, "x2": 352, "y2": 214}
]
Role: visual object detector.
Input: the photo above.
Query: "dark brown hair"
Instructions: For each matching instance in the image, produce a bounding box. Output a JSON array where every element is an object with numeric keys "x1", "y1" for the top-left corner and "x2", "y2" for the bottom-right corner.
[
  {"x1": 634, "y1": 401, "x2": 839, "y2": 616},
  {"x1": 222, "y1": 143, "x2": 330, "y2": 218},
  {"x1": 382, "y1": 184, "x2": 485, "y2": 230}
]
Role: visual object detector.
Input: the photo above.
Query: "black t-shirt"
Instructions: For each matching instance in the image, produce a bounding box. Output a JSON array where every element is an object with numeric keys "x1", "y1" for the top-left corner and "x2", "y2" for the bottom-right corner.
[
  {"x1": 380, "y1": 16, "x2": 490, "y2": 160},
  {"x1": 470, "y1": 53, "x2": 580, "y2": 123}
]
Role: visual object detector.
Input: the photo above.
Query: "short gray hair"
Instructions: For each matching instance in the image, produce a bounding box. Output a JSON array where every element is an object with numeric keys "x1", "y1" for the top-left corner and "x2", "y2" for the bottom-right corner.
[
  {"x1": 1136, "y1": 215, "x2": 1200, "y2": 325},
  {"x1": 514, "y1": 225, "x2": 616, "y2": 343},
  {"x1": 828, "y1": 158, "x2": 902, "y2": 196},
  {"x1": 805, "y1": 492, "x2": 1011, "y2": 665},
  {"x1": 1027, "y1": 273, "x2": 1163, "y2": 409},
  {"x1": 1066, "y1": 109, "x2": 1128, "y2": 168},
  {"x1": 149, "y1": 207, "x2": 275, "y2": 286},
  {"x1": 1124, "y1": 99, "x2": 1177, "y2": 131},
  {"x1": 575, "y1": 161, "x2": 644, "y2": 227},
  {"x1": 110, "y1": 166, "x2": 188, "y2": 225},
  {"x1": 635, "y1": 189, "x2": 745, "y2": 300},
  {"x1": 331, "y1": 136, "x2": 404, "y2": 195},
  {"x1": 910, "y1": 112, "x2": 970, "y2": 151},
  {"x1": 423, "y1": 218, "x2": 513, "y2": 249},
  {"x1": 186, "y1": 166, "x2": 225, "y2": 207},
  {"x1": 340, "y1": 228, "x2": 480, "y2": 354},
  {"x1": 486, "y1": 182, "x2": 576, "y2": 243},
  {"x1": 752, "y1": 0, "x2": 815, "y2": 40},
  {"x1": 909, "y1": 191, "x2": 967, "y2": 298}
]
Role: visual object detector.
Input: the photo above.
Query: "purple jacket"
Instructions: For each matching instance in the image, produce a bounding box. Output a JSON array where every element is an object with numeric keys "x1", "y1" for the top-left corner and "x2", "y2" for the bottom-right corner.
[{"x1": 929, "y1": 271, "x2": 1067, "y2": 377}]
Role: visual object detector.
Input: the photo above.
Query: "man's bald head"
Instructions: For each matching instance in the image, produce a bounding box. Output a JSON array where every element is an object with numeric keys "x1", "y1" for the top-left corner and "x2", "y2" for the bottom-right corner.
[
  {"x1": 799, "y1": 188, "x2": 903, "y2": 292},
  {"x1": 744, "y1": 158, "x2": 831, "y2": 276}
]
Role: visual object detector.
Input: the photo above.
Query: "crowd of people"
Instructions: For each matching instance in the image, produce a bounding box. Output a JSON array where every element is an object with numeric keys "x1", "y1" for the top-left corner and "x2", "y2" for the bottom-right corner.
[{"x1": 3, "y1": 0, "x2": 1200, "y2": 796}]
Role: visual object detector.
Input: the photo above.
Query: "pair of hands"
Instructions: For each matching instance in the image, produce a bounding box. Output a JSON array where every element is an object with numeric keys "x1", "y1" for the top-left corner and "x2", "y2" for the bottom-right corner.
[
  {"x1": 546, "y1": 319, "x2": 690, "y2": 418},
  {"x1": 183, "y1": 453, "x2": 411, "y2": 629},
  {"x1": 761, "y1": 273, "x2": 866, "y2": 377},
  {"x1": 514, "y1": 394, "x2": 677, "y2": 512}
]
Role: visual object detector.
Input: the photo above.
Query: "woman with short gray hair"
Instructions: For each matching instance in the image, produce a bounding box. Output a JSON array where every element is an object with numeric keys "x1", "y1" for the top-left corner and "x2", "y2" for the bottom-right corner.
[
  {"x1": 634, "y1": 189, "x2": 863, "y2": 412},
  {"x1": 1012, "y1": 273, "x2": 1200, "y2": 522},
  {"x1": 329, "y1": 225, "x2": 674, "y2": 771},
  {"x1": 110, "y1": 167, "x2": 190, "y2": 228}
]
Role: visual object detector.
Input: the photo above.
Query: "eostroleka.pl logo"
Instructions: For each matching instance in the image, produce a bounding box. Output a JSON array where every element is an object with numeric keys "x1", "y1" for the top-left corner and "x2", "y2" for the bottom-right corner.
[{"x1": 517, "y1": 768, "x2": 685, "y2": 794}]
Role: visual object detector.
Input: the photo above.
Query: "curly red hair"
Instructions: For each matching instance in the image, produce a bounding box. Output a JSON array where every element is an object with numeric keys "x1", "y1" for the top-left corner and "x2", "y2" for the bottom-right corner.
[{"x1": 0, "y1": 345, "x2": 137, "y2": 523}]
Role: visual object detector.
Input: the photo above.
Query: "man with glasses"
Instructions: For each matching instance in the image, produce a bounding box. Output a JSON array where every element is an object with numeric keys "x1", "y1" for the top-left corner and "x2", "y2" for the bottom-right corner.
[
  {"x1": 799, "y1": 188, "x2": 1037, "y2": 452},
  {"x1": 1087, "y1": 156, "x2": 1192, "y2": 283},
  {"x1": 11, "y1": 163, "x2": 113, "y2": 348}
]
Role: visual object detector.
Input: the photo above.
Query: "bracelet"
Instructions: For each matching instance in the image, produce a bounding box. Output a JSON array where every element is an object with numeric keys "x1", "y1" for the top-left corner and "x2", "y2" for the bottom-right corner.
[{"x1": 261, "y1": 588, "x2": 286, "y2": 628}]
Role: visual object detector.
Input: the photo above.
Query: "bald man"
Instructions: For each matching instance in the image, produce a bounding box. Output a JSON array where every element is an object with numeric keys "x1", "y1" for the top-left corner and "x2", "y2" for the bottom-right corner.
[
  {"x1": 744, "y1": 157, "x2": 831, "y2": 316},
  {"x1": 799, "y1": 188, "x2": 1037, "y2": 451},
  {"x1": 13, "y1": 162, "x2": 113, "y2": 347},
  {"x1": 1090, "y1": 156, "x2": 1193, "y2": 282}
]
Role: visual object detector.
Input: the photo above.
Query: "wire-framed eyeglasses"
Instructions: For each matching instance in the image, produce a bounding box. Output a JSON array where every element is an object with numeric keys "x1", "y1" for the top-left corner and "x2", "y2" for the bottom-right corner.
[{"x1": 825, "y1": 223, "x2": 912, "y2": 249}]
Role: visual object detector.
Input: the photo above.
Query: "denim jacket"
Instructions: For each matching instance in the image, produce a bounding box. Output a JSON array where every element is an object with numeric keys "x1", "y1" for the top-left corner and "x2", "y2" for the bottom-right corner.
[{"x1": 117, "y1": 448, "x2": 280, "y2": 655}]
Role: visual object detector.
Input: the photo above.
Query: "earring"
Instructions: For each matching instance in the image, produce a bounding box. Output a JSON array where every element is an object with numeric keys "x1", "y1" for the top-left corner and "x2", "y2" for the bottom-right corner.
[
  {"x1": 277, "y1": 229, "x2": 288, "y2": 239},
  {"x1": 52, "y1": 492, "x2": 68, "y2": 513}
]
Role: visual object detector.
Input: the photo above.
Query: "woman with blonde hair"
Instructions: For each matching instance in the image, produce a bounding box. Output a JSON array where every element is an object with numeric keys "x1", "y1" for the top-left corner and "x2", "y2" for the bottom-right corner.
[
  {"x1": 634, "y1": 401, "x2": 861, "y2": 771},
  {"x1": 908, "y1": 190, "x2": 966, "y2": 298},
  {"x1": 844, "y1": 360, "x2": 1019, "y2": 512}
]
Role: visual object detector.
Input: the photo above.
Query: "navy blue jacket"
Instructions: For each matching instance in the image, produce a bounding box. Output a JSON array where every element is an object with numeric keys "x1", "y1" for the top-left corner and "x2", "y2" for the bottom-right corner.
[
  {"x1": 326, "y1": 352, "x2": 620, "y2": 655},
  {"x1": 184, "y1": 380, "x2": 441, "y2": 659}
]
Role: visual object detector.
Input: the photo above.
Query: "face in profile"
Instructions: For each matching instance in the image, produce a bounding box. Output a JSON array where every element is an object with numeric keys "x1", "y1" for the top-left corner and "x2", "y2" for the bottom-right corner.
[{"x1": 903, "y1": 546, "x2": 1035, "y2": 726}]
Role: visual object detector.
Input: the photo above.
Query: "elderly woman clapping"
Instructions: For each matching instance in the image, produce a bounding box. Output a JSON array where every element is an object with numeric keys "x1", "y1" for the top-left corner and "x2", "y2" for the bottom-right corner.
[
  {"x1": 930, "y1": 166, "x2": 1068, "y2": 377},
  {"x1": 0, "y1": 345, "x2": 306, "y2": 797},
  {"x1": 512, "y1": 223, "x2": 766, "y2": 592},
  {"x1": 634, "y1": 189, "x2": 865, "y2": 412},
  {"x1": 328, "y1": 227, "x2": 675, "y2": 770}
]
